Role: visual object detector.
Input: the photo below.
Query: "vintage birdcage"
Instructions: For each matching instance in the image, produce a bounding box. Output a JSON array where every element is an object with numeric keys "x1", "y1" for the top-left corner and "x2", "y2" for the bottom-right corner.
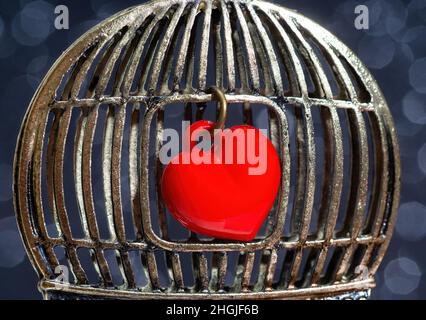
[{"x1": 13, "y1": 0, "x2": 400, "y2": 300}]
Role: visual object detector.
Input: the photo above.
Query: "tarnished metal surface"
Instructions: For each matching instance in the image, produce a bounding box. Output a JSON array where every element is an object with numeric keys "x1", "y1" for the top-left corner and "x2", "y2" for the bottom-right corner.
[{"x1": 13, "y1": 0, "x2": 400, "y2": 300}]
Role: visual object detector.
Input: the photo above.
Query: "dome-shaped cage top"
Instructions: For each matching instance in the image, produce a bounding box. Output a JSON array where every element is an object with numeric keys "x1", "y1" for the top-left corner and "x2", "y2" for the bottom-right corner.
[
  {"x1": 14, "y1": 0, "x2": 400, "y2": 300},
  {"x1": 46, "y1": 0, "x2": 383, "y2": 101}
]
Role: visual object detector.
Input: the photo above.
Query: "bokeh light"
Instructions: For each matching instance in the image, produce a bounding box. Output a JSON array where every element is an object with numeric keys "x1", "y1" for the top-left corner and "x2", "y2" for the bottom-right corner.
[
  {"x1": 408, "y1": 0, "x2": 426, "y2": 23},
  {"x1": 0, "y1": 231, "x2": 26, "y2": 268},
  {"x1": 418, "y1": 143, "x2": 426, "y2": 175},
  {"x1": 409, "y1": 58, "x2": 426, "y2": 93},
  {"x1": 0, "y1": 217, "x2": 26, "y2": 269},
  {"x1": 402, "y1": 90, "x2": 426, "y2": 125},
  {"x1": 358, "y1": 35, "x2": 396, "y2": 69},
  {"x1": 11, "y1": 1, "x2": 54, "y2": 46},
  {"x1": 396, "y1": 202, "x2": 426, "y2": 241},
  {"x1": 364, "y1": 0, "x2": 407, "y2": 37},
  {"x1": 90, "y1": 0, "x2": 124, "y2": 20},
  {"x1": 27, "y1": 54, "x2": 50, "y2": 76},
  {"x1": 402, "y1": 26, "x2": 426, "y2": 44},
  {"x1": 384, "y1": 257, "x2": 422, "y2": 295},
  {"x1": 396, "y1": 116, "x2": 423, "y2": 137},
  {"x1": 401, "y1": 43, "x2": 415, "y2": 63}
]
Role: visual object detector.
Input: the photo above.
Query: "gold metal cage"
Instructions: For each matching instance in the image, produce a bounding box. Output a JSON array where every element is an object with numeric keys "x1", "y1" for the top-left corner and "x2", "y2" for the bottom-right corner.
[{"x1": 13, "y1": 0, "x2": 400, "y2": 300}]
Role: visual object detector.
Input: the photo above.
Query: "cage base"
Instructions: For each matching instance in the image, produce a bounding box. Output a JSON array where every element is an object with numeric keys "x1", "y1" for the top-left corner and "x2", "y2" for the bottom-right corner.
[{"x1": 40, "y1": 279, "x2": 374, "y2": 300}]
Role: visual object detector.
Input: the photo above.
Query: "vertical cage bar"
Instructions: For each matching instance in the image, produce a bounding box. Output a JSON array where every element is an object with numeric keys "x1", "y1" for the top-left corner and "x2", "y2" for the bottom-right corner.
[
  {"x1": 129, "y1": 106, "x2": 144, "y2": 240},
  {"x1": 298, "y1": 20, "x2": 369, "y2": 282},
  {"x1": 111, "y1": 104, "x2": 136, "y2": 288},
  {"x1": 79, "y1": 105, "x2": 114, "y2": 286},
  {"x1": 173, "y1": 2, "x2": 200, "y2": 91},
  {"x1": 335, "y1": 108, "x2": 368, "y2": 281},
  {"x1": 192, "y1": 252, "x2": 209, "y2": 292},
  {"x1": 232, "y1": 1, "x2": 260, "y2": 90},
  {"x1": 51, "y1": 106, "x2": 88, "y2": 284},
  {"x1": 149, "y1": 3, "x2": 185, "y2": 93},
  {"x1": 311, "y1": 107, "x2": 344, "y2": 285},
  {"x1": 171, "y1": 253, "x2": 185, "y2": 291},
  {"x1": 154, "y1": 104, "x2": 185, "y2": 291},
  {"x1": 95, "y1": 20, "x2": 152, "y2": 288},
  {"x1": 198, "y1": 0, "x2": 212, "y2": 91},
  {"x1": 230, "y1": 11, "x2": 249, "y2": 92},
  {"x1": 32, "y1": 109, "x2": 60, "y2": 269},
  {"x1": 137, "y1": 10, "x2": 171, "y2": 96},
  {"x1": 46, "y1": 111, "x2": 65, "y2": 238},
  {"x1": 103, "y1": 107, "x2": 118, "y2": 241},
  {"x1": 288, "y1": 103, "x2": 316, "y2": 288},
  {"x1": 16, "y1": 118, "x2": 53, "y2": 278},
  {"x1": 247, "y1": 19, "x2": 273, "y2": 94},
  {"x1": 74, "y1": 113, "x2": 91, "y2": 238},
  {"x1": 276, "y1": 17, "x2": 316, "y2": 288},
  {"x1": 144, "y1": 251, "x2": 161, "y2": 290},
  {"x1": 282, "y1": 17, "x2": 345, "y2": 286},
  {"x1": 210, "y1": 252, "x2": 227, "y2": 292},
  {"x1": 105, "y1": 27, "x2": 149, "y2": 287},
  {"x1": 241, "y1": 252, "x2": 256, "y2": 292},
  {"x1": 122, "y1": 12, "x2": 165, "y2": 96},
  {"x1": 247, "y1": 4, "x2": 284, "y2": 95},
  {"x1": 255, "y1": 249, "x2": 278, "y2": 291},
  {"x1": 221, "y1": 0, "x2": 236, "y2": 91},
  {"x1": 212, "y1": 6, "x2": 224, "y2": 89},
  {"x1": 369, "y1": 109, "x2": 400, "y2": 275},
  {"x1": 359, "y1": 111, "x2": 388, "y2": 269},
  {"x1": 257, "y1": 10, "x2": 303, "y2": 96},
  {"x1": 48, "y1": 38, "x2": 107, "y2": 284}
]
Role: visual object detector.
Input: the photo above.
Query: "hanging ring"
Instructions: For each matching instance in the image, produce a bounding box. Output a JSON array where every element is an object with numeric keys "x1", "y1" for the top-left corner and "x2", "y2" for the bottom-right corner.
[{"x1": 207, "y1": 86, "x2": 228, "y2": 130}]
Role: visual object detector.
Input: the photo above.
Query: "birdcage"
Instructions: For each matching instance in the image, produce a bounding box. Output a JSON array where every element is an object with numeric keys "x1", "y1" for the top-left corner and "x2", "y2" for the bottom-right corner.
[{"x1": 13, "y1": 0, "x2": 400, "y2": 300}]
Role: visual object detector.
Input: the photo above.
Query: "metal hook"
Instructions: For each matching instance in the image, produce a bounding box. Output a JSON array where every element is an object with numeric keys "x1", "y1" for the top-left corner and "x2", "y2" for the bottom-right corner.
[{"x1": 207, "y1": 86, "x2": 228, "y2": 130}]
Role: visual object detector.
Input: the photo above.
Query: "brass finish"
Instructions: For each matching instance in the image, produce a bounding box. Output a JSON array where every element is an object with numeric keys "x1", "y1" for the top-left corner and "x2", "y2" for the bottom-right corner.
[
  {"x1": 13, "y1": 0, "x2": 400, "y2": 300},
  {"x1": 207, "y1": 86, "x2": 228, "y2": 130}
]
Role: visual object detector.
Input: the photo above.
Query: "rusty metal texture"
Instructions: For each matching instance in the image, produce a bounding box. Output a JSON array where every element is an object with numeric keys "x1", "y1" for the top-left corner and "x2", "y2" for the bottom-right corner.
[{"x1": 13, "y1": 0, "x2": 400, "y2": 300}]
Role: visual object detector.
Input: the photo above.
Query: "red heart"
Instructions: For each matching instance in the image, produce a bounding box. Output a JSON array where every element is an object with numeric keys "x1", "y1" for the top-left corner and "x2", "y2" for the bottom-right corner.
[{"x1": 161, "y1": 120, "x2": 281, "y2": 241}]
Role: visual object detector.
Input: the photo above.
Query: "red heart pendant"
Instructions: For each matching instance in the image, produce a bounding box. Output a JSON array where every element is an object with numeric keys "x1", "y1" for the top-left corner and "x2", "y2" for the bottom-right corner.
[{"x1": 161, "y1": 120, "x2": 281, "y2": 241}]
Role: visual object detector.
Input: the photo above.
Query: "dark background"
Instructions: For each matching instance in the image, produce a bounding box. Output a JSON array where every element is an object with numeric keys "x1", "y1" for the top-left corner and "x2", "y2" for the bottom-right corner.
[{"x1": 0, "y1": 0, "x2": 425, "y2": 299}]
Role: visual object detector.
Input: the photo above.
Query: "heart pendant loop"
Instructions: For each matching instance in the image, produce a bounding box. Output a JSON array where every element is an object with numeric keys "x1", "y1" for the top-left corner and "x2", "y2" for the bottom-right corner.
[{"x1": 206, "y1": 86, "x2": 228, "y2": 130}]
